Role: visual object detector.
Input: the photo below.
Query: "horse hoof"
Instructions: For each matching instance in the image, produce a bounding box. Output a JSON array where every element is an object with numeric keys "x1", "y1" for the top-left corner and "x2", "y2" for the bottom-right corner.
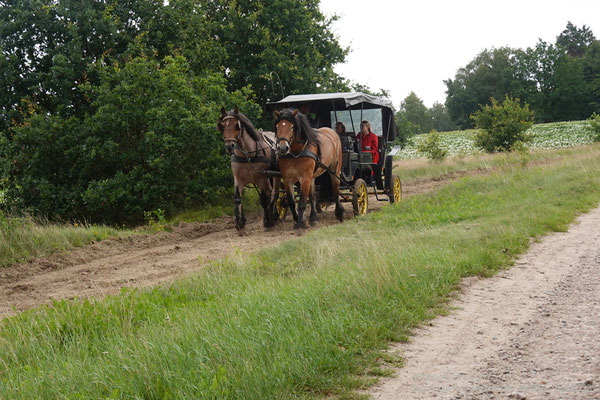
[
  {"x1": 294, "y1": 222, "x2": 307, "y2": 230},
  {"x1": 335, "y1": 207, "x2": 344, "y2": 222}
]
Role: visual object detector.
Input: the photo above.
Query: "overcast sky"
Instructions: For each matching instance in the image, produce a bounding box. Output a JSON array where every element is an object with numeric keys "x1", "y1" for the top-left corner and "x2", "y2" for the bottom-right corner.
[{"x1": 319, "y1": 0, "x2": 600, "y2": 109}]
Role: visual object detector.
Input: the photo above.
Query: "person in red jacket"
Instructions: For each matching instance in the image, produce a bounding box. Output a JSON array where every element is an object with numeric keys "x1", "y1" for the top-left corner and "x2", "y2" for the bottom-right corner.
[{"x1": 356, "y1": 120, "x2": 379, "y2": 164}]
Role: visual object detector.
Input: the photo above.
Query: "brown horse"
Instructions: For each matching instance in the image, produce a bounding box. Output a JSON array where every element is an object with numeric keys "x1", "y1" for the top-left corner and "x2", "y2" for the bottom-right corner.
[
  {"x1": 217, "y1": 106, "x2": 279, "y2": 230},
  {"x1": 273, "y1": 108, "x2": 344, "y2": 229}
]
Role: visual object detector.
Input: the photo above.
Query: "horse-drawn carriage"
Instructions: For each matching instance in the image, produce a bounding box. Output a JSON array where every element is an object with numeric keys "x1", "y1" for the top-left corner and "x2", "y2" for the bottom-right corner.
[
  {"x1": 268, "y1": 92, "x2": 402, "y2": 218},
  {"x1": 218, "y1": 92, "x2": 402, "y2": 230}
]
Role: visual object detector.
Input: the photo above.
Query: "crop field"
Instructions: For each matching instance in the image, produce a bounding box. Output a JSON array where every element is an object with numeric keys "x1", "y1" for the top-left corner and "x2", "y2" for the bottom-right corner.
[
  {"x1": 395, "y1": 120, "x2": 594, "y2": 159},
  {"x1": 1, "y1": 144, "x2": 600, "y2": 399}
]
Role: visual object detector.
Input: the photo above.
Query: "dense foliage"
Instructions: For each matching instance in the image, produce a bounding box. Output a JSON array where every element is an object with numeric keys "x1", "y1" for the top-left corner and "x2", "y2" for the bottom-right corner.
[
  {"x1": 1, "y1": 56, "x2": 259, "y2": 223},
  {"x1": 471, "y1": 96, "x2": 534, "y2": 152},
  {"x1": 588, "y1": 113, "x2": 600, "y2": 142},
  {"x1": 445, "y1": 22, "x2": 600, "y2": 128},
  {"x1": 0, "y1": 0, "x2": 348, "y2": 224},
  {"x1": 395, "y1": 93, "x2": 456, "y2": 145}
]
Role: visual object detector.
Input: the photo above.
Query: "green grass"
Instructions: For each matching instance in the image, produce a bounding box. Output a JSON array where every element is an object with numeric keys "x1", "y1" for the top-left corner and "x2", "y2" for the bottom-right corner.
[
  {"x1": 0, "y1": 213, "x2": 130, "y2": 267},
  {"x1": 2, "y1": 145, "x2": 600, "y2": 399},
  {"x1": 0, "y1": 189, "x2": 263, "y2": 267},
  {"x1": 167, "y1": 190, "x2": 262, "y2": 224}
]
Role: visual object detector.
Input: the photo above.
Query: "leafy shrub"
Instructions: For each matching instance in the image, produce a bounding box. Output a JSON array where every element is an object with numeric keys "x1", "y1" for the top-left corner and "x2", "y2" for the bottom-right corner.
[
  {"x1": 588, "y1": 112, "x2": 600, "y2": 142},
  {"x1": 417, "y1": 130, "x2": 448, "y2": 161},
  {"x1": 0, "y1": 55, "x2": 260, "y2": 224},
  {"x1": 471, "y1": 96, "x2": 534, "y2": 152}
]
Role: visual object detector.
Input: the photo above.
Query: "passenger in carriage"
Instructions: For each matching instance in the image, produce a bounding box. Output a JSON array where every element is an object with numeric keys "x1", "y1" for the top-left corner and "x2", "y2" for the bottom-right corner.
[
  {"x1": 335, "y1": 121, "x2": 346, "y2": 135},
  {"x1": 356, "y1": 120, "x2": 379, "y2": 164}
]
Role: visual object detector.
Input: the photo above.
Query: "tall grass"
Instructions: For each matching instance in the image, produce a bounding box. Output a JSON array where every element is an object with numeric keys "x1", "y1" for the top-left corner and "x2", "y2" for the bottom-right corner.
[
  {"x1": 0, "y1": 213, "x2": 127, "y2": 267},
  {"x1": 1, "y1": 145, "x2": 599, "y2": 399}
]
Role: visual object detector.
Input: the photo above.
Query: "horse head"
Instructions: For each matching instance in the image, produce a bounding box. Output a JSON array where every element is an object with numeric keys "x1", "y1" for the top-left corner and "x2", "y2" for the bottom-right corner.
[
  {"x1": 273, "y1": 108, "x2": 299, "y2": 156},
  {"x1": 218, "y1": 106, "x2": 243, "y2": 155}
]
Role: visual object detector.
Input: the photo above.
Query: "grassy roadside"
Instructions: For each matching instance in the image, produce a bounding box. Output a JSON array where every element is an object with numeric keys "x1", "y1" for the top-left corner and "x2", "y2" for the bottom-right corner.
[
  {"x1": 393, "y1": 145, "x2": 584, "y2": 183},
  {"x1": 0, "y1": 213, "x2": 129, "y2": 267},
  {"x1": 1, "y1": 145, "x2": 599, "y2": 399},
  {"x1": 0, "y1": 190, "x2": 261, "y2": 268}
]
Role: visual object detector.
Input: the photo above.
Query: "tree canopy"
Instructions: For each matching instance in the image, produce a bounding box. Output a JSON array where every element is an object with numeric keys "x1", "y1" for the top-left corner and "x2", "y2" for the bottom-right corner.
[
  {"x1": 0, "y1": 0, "x2": 350, "y2": 223},
  {"x1": 445, "y1": 22, "x2": 600, "y2": 128}
]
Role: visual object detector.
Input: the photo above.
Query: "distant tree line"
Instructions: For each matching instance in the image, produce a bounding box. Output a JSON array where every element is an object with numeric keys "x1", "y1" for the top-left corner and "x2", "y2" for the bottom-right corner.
[
  {"x1": 0, "y1": 0, "x2": 350, "y2": 224},
  {"x1": 397, "y1": 22, "x2": 600, "y2": 139}
]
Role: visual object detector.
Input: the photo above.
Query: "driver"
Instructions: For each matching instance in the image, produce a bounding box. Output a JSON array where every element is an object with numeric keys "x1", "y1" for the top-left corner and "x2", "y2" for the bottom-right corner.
[
  {"x1": 335, "y1": 121, "x2": 346, "y2": 135},
  {"x1": 356, "y1": 120, "x2": 379, "y2": 164}
]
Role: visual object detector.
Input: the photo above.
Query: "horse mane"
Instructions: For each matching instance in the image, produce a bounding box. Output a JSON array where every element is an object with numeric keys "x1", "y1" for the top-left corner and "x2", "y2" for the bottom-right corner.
[
  {"x1": 274, "y1": 108, "x2": 318, "y2": 145},
  {"x1": 219, "y1": 109, "x2": 261, "y2": 142}
]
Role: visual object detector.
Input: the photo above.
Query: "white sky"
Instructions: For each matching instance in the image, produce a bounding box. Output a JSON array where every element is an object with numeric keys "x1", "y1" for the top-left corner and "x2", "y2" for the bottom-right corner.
[{"x1": 319, "y1": 0, "x2": 600, "y2": 109}]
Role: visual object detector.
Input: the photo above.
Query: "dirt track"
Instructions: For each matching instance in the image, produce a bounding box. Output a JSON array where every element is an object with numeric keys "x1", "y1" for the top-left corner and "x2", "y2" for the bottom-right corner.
[
  {"x1": 0, "y1": 169, "x2": 484, "y2": 318},
  {"x1": 369, "y1": 205, "x2": 600, "y2": 399}
]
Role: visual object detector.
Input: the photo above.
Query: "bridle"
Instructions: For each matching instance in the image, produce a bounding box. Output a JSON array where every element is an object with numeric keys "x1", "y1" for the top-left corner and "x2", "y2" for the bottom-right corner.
[
  {"x1": 222, "y1": 115, "x2": 243, "y2": 150},
  {"x1": 275, "y1": 117, "x2": 297, "y2": 148},
  {"x1": 221, "y1": 115, "x2": 270, "y2": 161}
]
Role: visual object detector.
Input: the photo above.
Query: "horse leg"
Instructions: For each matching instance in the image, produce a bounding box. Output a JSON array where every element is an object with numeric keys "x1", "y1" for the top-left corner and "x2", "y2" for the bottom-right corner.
[
  {"x1": 259, "y1": 179, "x2": 275, "y2": 228},
  {"x1": 269, "y1": 177, "x2": 281, "y2": 224},
  {"x1": 284, "y1": 179, "x2": 298, "y2": 222},
  {"x1": 309, "y1": 180, "x2": 318, "y2": 225},
  {"x1": 233, "y1": 185, "x2": 246, "y2": 230},
  {"x1": 295, "y1": 177, "x2": 311, "y2": 229},
  {"x1": 331, "y1": 172, "x2": 345, "y2": 222}
]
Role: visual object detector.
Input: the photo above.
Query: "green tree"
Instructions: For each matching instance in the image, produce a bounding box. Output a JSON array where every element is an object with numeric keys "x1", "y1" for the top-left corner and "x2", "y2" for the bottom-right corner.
[
  {"x1": 471, "y1": 96, "x2": 534, "y2": 153},
  {"x1": 583, "y1": 40, "x2": 600, "y2": 113},
  {"x1": 394, "y1": 112, "x2": 417, "y2": 147},
  {"x1": 417, "y1": 130, "x2": 447, "y2": 161},
  {"x1": 198, "y1": 0, "x2": 348, "y2": 123},
  {"x1": 400, "y1": 92, "x2": 432, "y2": 133},
  {"x1": 516, "y1": 40, "x2": 591, "y2": 121},
  {"x1": 429, "y1": 102, "x2": 456, "y2": 132},
  {"x1": 445, "y1": 47, "x2": 520, "y2": 129},
  {"x1": 0, "y1": 56, "x2": 259, "y2": 224},
  {"x1": 0, "y1": 0, "x2": 223, "y2": 132},
  {"x1": 556, "y1": 21, "x2": 596, "y2": 58}
]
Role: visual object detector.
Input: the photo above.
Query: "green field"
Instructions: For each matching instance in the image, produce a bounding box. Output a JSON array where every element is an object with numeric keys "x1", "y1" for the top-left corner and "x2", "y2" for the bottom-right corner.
[
  {"x1": 396, "y1": 120, "x2": 594, "y2": 159},
  {"x1": 2, "y1": 144, "x2": 599, "y2": 399}
]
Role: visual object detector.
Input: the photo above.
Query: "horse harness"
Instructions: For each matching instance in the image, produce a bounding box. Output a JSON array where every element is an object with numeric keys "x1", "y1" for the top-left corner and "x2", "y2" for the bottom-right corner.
[{"x1": 278, "y1": 139, "x2": 322, "y2": 173}]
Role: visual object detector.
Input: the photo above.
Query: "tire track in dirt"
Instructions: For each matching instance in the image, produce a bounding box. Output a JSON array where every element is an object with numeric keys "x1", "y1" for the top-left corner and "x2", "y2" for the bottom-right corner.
[
  {"x1": 369, "y1": 205, "x2": 600, "y2": 399},
  {"x1": 0, "y1": 168, "x2": 489, "y2": 318}
]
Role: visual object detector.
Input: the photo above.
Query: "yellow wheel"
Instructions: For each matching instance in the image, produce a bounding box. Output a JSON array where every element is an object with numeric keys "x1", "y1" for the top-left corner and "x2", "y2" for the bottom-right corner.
[
  {"x1": 352, "y1": 178, "x2": 368, "y2": 216},
  {"x1": 388, "y1": 174, "x2": 402, "y2": 203},
  {"x1": 276, "y1": 191, "x2": 287, "y2": 221}
]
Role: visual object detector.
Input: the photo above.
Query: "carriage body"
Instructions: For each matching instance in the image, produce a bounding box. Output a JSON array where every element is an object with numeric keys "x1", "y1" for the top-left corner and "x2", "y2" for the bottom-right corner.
[{"x1": 268, "y1": 92, "x2": 402, "y2": 215}]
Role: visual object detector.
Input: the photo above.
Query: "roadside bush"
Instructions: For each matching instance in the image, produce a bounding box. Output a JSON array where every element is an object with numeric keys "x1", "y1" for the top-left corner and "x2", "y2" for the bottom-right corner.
[
  {"x1": 588, "y1": 112, "x2": 600, "y2": 142},
  {"x1": 0, "y1": 55, "x2": 260, "y2": 224},
  {"x1": 471, "y1": 96, "x2": 534, "y2": 152},
  {"x1": 417, "y1": 130, "x2": 447, "y2": 161}
]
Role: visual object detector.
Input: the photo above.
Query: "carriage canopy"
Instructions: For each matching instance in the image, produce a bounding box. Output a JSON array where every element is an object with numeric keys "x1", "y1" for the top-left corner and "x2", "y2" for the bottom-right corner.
[{"x1": 268, "y1": 92, "x2": 398, "y2": 142}]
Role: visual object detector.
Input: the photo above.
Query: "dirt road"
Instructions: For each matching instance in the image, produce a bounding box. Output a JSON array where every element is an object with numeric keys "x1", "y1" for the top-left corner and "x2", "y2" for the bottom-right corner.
[
  {"x1": 0, "y1": 169, "x2": 483, "y2": 318},
  {"x1": 369, "y1": 205, "x2": 600, "y2": 399}
]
